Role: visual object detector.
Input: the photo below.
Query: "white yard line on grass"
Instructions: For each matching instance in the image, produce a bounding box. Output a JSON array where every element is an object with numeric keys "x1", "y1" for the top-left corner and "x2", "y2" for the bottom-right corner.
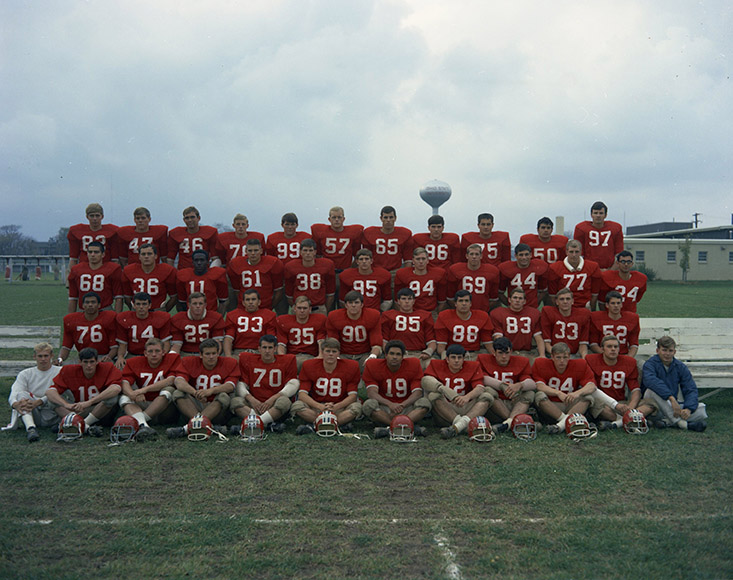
[{"x1": 433, "y1": 528, "x2": 464, "y2": 580}]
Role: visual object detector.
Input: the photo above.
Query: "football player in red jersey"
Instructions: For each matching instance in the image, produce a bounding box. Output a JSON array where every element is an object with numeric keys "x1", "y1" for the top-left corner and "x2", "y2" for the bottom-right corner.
[
  {"x1": 223, "y1": 289, "x2": 278, "y2": 357},
  {"x1": 477, "y1": 337, "x2": 536, "y2": 432},
  {"x1": 170, "y1": 292, "x2": 226, "y2": 355},
  {"x1": 362, "y1": 340, "x2": 431, "y2": 437},
  {"x1": 381, "y1": 288, "x2": 437, "y2": 369},
  {"x1": 540, "y1": 288, "x2": 590, "y2": 358},
  {"x1": 310, "y1": 206, "x2": 364, "y2": 272},
  {"x1": 230, "y1": 335, "x2": 298, "y2": 433},
  {"x1": 175, "y1": 249, "x2": 228, "y2": 315},
  {"x1": 498, "y1": 243, "x2": 548, "y2": 308},
  {"x1": 67, "y1": 202, "x2": 119, "y2": 270},
  {"x1": 166, "y1": 206, "x2": 218, "y2": 269},
  {"x1": 338, "y1": 249, "x2": 392, "y2": 311},
  {"x1": 460, "y1": 213, "x2": 511, "y2": 267},
  {"x1": 284, "y1": 239, "x2": 336, "y2": 313},
  {"x1": 120, "y1": 338, "x2": 180, "y2": 439},
  {"x1": 446, "y1": 243, "x2": 500, "y2": 312},
  {"x1": 412, "y1": 215, "x2": 461, "y2": 270},
  {"x1": 361, "y1": 205, "x2": 414, "y2": 272},
  {"x1": 532, "y1": 342, "x2": 597, "y2": 434},
  {"x1": 214, "y1": 213, "x2": 266, "y2": 267},
  {"x1": 59, "y1": 292, "x2": 118, "y2": 364},
  {"x1": 46, "y1": 347, "x2": 122, "y2": 436},
  {"x1": 292, "y1": 337, "x2": 363, "y2": 434},
  {"x1": 547, "y1": 240, "x2": 601, "y2": 310},
  {"x1": 435, "y1": 290, "x2": 494, "y2": 359},
  {"x1": 422, "y1": 344, "x2": 493, "y2": 438},
  {"x1": 490, "y1": 288, "x2": 545, "y2": 361},
  {"x1": 589, "y1": 291, "x2": 640, "y2": 357},
  {"x1": 572, "y1": 201, "x2": 624, "y2": 270},
  {"x1": 266, "y1": 212, "x2": 310, "y2": 264},
  {"x1": 115, "y1": 292, "x2": 172, "y2": 368},
  {"x1": 116, "y1": 206, "x2": 168, "y2": 266},
  {"x1": 227, "y1": 239, "x2": 284, "y2": 311},
  {"x1": 598, "y1": 251, "x2": 647, "y2": 313},
  {"x1": 586, "y1": 335, "x2": 656, "y2": 430},
  {"x1": 68, "y1": 241, "x2": 123, "y2": 313},
  {"x1": 276, "y1": 295, "x2": 327, "y2": 368},
  {"x1": 519, "y1": 217, "x2": 568, "y2": 264},
  {"x1": 122, "y1": 243, "x2": 178, "y2": 311},
  {"x1": 394, "y1": 247, "x2": 447, "y2": 315},
  {"x1": 326, "y1": 290, "x2": 382, "y2": 369},
  {"x1": 167, "y1": 338, "x2": 238, "y2": 436}
]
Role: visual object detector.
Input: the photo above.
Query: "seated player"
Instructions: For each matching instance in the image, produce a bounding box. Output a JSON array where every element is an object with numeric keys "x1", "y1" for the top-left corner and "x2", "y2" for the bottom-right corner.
[
  {"x1": 115, "y1": 292, "x2": 171, "y2": 369},
  {"x1": 362, "y1": 340, "x2": 431, "y2": 437},
  {"x1": 435, "y1": 290, "x2": 494, "y2": 359},
  {"x1": 167, "y1": 338, "x2": 238, "y2": 436},
  {"x1": 175, "y1": 249, "x2": 228, "y2": 315},
  {"x1": 67, "y1": 202, "x2": 119, "y2": 271},
  {"x1": 642, "y1": 336, "x2": 708, "y2": 431},
  {"x1": 572, "y1": 201, "x2": 624, "y2": 269},
  {"x1": 222, "y1": 289, "x2": 278, "y2": 357},
  {"x1": 310, "y1": 206, "x2": 364, "y2": 272},
  {"x1": 540, "y1": 288, "x2": 591, "y2": 358},
  {"x1": 460, "y1": 213, "x2": 511, "y2": 267},
  {"x1": 477, "y1": 337, "x2": 536, "y2": 433},
  {"x1": 230, "y1": 335, "x2": 298, "y2": 434},
  {"x1": 589, "y1": 291, "x2": 640, "y2": 357},
  {"x1": 498, "y1": 243, "x2": 548, "y2": 308},
  {"x1": 412, "y1": 214, "x2": 461, "y2": 270},
  {"x1": 116, "y1": 206, "x2": 168, "y2": 267},
  {"x1": 46, "y1": 347, "x2": 122, "y2": 437},
  {"x1": 276, "y1": 295, "x2": 327, "y2": 369},
  {"x1": 214, "y1": 213, "x2": 265, "y2": 266},
  {"x1": 120, "y1": 338, "x2": 180, "y2": 439},
  {"x1": 381, "y1": 288, "x2": 436, "y2": 369},
  {"x1": 122, "y1": 243, "x2": 178, "y2": 311},
  {"x1": 491, "y1": 287, "x2": 545, "y2": 362},
  {"x1": 394, "y1": 247, "x2": 447, "y2": 315},
  {"x1": 547, "y1": 240, "x2": 601, "y2": 310},
  {"x1": 422, "y1": 344, "x2": 492, "y2": 439},
  {"x1": 6, "y1": 342, "x2": 62, "y2": 442},
  {"x1": 532, "y1": 342, "x2": 597, "y2": 434},
  {"x1": 68, "y1": 241, "x2": 123, "y2": 313},
  {"x1": 227, "y1": 238, "x2": 284, "y2": 311},
  {"x1": 284, "y1": 238, "x2": 336, "y2": 313},
  {"x1": 599, "y1": 251, "x2": 647, "y2": 313},
  {"x1": 327, "y1": 290, "x2": 382, "y2": 369},
  {"x1": 170, "y1": 292, "x2": 226, "y2": 356},
  {"x1": 167, "y1": 205, "x2": 218, "y2": 269},
  {"x1": 338, "y1": 248, "x2": 392, "y2": 311},
  {"x1": 519, "y1": 217, "x2": 568, "y2": 264},
  {"x1": 266, "y1": 212, "x2": 310, "y2": 264},
  {"x1": 361, "y1": 205, "x2": 414, "y2": 273},
  {"x1": 446, "y1": 243, "x2": 500, "y2": 312},
  {"x1": 59, "y1": 292, "x2": 118, "y2": 364},
  {"x1": 291, "y1": 338, "x2": 362, "y2": 434}
]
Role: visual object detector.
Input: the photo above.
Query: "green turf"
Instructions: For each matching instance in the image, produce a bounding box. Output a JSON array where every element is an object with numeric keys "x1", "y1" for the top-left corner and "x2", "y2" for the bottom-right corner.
[{"x1": 637, "y1": 280, "x2": 733, "y2": 318}]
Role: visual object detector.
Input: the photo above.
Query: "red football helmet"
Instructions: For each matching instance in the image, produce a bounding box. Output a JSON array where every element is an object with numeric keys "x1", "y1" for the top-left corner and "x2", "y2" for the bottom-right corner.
[
  {"x1": 511, "y1": 413, "x2": 536, "y2": 441},
  {"x1": 187, "y1": 414, "x2": 213, "y2": 441},
  {"x1": 565, "y1": 413, "x2": 596, "y2": 440},
  {"x1": 315, "y1": 410, "x2": 339, "y2": 437},
  {"x1": 57, "y1": 413, "x2": 86, "y2": 442},
  {"x1": 468, "y1": 416, "x2": 495, "y2": 442},
  {"x1": 240, "y1": 411, "x2": 266, "y2": 442},
  {"x1": 622, "y1": 409, "x2": 649, "y2": 435},
  {"x1": 390, "y1": 414, "x2": 416, "y2": 442},
  {"x1": 110, "y1": 415, "x2": 139, "y2": 444}
]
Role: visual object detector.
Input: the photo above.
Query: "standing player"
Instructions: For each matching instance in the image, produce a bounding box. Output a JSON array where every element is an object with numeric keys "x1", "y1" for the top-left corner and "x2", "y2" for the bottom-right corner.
[
  {"x1": 589, "y1": 291, "x2": 640, "y2": 357},
  {"x1": 67, "y1": 241, "x2": 123, "y2": 313},
  {"x1": 67, "y1": 203, "x2": 119, "y2": 270},
  {"x1": 540, "y1": 288, "x2": 591, "y2": 358},
  {"x1": 519, "y1": 217, "x2": 568, "y2": 264},
  {"x1": 412, "y1": 215, "x2": 461, "y2": 270},
  {"x1": 122, "y1": 243, "x2": 178, "y2": 311},
  {"x1": 572, "y1": 201, "x2": 624, "y2": 269},
  {"x1": 599, "y1": 251, "x2": 647, "y2": 313},
  {"x1": 116, "y1": 207, "x2": 168, "y2": 266},
  {"x1": 547, "y1": 240, "x2": 601, "y2": 310},
  {"x1": 381, "y1": 288, "x2": 436, "y2": 369},
  {"x1": 338, "y1": 249, "x2": 392, "y2": 311},
  {"x1": 394, "y1": 247, "x2": 447, "y2": 315},
  {"x1": 167, "y1": 206, "x2": 218, "y2": 269},
  {"x1": 170, "y1": 292, "x2": 226, "y2": 355},
  {"x1": 59, "y1": 292, "x2": 118, "y2": 364},
  {"x1": 310, "y1": 206, "x2": 364, "y2": 272},
  {"x1": 498, "y1": 243, "x2": 549, "y2": 308},
  {"x1": 435, "y1": 290, "x2": 494, "y2": 359},
  {"x1": 222, "y1": 289, "x2": 278, "y2": 357},
  {"x1": 266, "y1": 212, "x2": 310, "y2": 264},
  {"x1": 175, "y1": 249, "x2": 228, "y2": 315},
  {"x1": 326, "y1": 291, "x2": 382, "y2": 368},
  {"x1": 115, "y1": 292, "x2": 172, "y2": 367},
  {"x1": 276, "y1": 295, "x2": 327, "y2": 368},
  {"x1": 460, "y1": 213, "x2": 511, "y2": 267},
  {"x1": 284, "y1": 239, "x2": 336, "y2": 313},
  {"x1": 214, "y1": 214, "x2": 266, "y2": 266},
  {"x1": 446, "y1": 244, "x2": 500, "y2": 312},
  {"x1": 490, "y1": 288, "x2": 545, "y2": 361},
  {"x1": 361, "y1": 206, "x2": 414, "y2": 273},
  {"x1": 227, "y1": 239, "x2": 284, "y2": 311}
]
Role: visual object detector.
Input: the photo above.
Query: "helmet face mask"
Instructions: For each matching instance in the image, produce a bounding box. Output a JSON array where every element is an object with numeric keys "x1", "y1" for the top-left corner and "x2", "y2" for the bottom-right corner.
[
  {"x1": 240, "y1": 411, "x2": 266, "y2": 442},
  {"x1": 110, "y1": 416, "x2": 139, "y2": 444},
  {"x1": 468, "y1": 416, "x2": 495, "y2": 442},
  {"x1": 389, "y1": 414, "x2": 416, "y2": 442},
  {"x1": 315, "y1": 411, "x2": 339, "y2": 437},
  {"x1": 623, "y1": 409, "x2": 649, "y2": 435},
  {"x1": 187, "y1": 414, "x2": 213, "y2": 441},
  {"x1": 565, "y1": 413, "x2": 596, "y2": 440},
  {"x1": 57, "y1": 413, "x2": 86, "y2": 442},
  {"x1": 511, "y1": 413, "x2": 536, "y2": 441}
]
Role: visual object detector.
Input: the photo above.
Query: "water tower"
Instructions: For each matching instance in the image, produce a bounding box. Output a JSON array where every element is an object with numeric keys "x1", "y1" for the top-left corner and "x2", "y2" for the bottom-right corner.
[{"x1": 419, "y1": 180, "x2": 452, "y2": 215}]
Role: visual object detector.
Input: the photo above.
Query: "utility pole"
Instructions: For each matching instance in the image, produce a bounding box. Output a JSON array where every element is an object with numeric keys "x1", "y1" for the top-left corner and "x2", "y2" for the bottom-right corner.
[{"x1": 692, "y1": 213, "x2": 702, "y2": 228}]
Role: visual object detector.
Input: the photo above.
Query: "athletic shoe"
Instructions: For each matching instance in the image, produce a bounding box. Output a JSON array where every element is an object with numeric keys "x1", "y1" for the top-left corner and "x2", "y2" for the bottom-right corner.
[
  {"x1": 136, "y1": 424, "x2": 157, "y2": 442},
  {"x1": 213, "y1": 425, "x2": 228, "y2": 435},
  {"x1": 440, "y1": 426, "x2": 458, "y2": 439},
  {"x1": 492, "y1": 423, "x2": 509, "y2": 435},
  {"x1": 373, "y1": 427, "x2": 390, "y2": 439},
  {"x1": 340, "y1": 423, "x2": 353, "y2": 433},
  {"x1": 27, "y1": 427, "x2": 40, "y2": 443},
  {"x1": 86, "y1": 425, "x2": 103, "y2": 437},
  {"x1": 687, "y1": 421, "x2": 707, "y2": 432},
  {"x1": 166, "y1": 426, "x2": 186, "y2": 439},
  {"x1": 598, "y1": 421, "x2": 617, "y2": 431},
  {"x1": 229, "y1": 425, "x2": 241, "y2": 436},
  {"x1": 545, "y1": 424, "x2": 562, "y2": 435},
  {"x1": 651, "y1": 419, "x2": 667, "y2": 429},
  {"x1": 267, "y1": 422, "x2": 286, "y2": 434},
  {"x1": 296, "y1": 424, "x2": 315, "y2": 436},
  {"x1": 414, "y1": 425, "x2": 428, "y2": 437}
]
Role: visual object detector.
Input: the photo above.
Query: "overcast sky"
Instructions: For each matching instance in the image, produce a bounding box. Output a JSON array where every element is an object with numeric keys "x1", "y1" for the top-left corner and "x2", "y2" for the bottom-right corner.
[{"x1": 2, "y1": 0, "x2": 731, "y2": 243}]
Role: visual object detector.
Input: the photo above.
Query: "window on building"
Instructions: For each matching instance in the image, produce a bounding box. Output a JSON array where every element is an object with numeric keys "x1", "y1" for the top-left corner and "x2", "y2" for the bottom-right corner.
[
  {"x1": 635, "y1": 250, "x2": 645, "y2": 263},
  {"x1": 698, "y1": 251, "x2": 708, "y2": 264},
  {"x1": 729, "y1": 251, "x2": 733, "y2": 264},
  {"x1": 666, "y1": 251, "x2": 676, "y2": 263}
]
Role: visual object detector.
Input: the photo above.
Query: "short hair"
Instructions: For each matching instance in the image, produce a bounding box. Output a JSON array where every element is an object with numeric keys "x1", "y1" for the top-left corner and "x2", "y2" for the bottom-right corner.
[
  {"x1": 243, "y1": 288, "x2": 261, "y2": 299},
  {"x1": 329, "y1": 206, "x2": 345, "y2": 216},
  {"x1": 355, "y1": 248, "x2": 373, "y2": 259},
  {"x1": 294, "y1": 295, "x2": 311, "y2": 306},
  {"x1": 454, "y1": 289, "x2": 472, "y2": 301},
  {"x1": 86, "y1": 203, "x2": 103, "y2": 216},
  {"x1": 591, "y1": 201, "x2": 608, "y2": 213},
  {"x1": 182, "y1": 206, "x2": 200, "y2": 217},
  {"x1": 199, "y1": 338, "x2": 219, "y2": 353},
  {"x1": 79, "y1": 347, "x2": 98, "y2": 361},
  {"x1": 380, "y1": 205, "x2": 396, "y2": 216},
  {"x1": 445, "y1": 344, "x2": 466, "y2": 357},
  {"x1": 281, "y1": 212, "x2": 298, "y2": 225},
  {"x1": 600, "y1": 335, "x2": 620, "y2": 347},
  {"x1": 515, "y1": 243, "x2": 531, "y2": 254},
  {"x1": 466, "y1": 243, "x2": 482, "y2": 254},
  {"x1": 551, "y1": 342, "x2": 571, "y2": 355},
  {"x1": 537, "y1": 217, "x2": 553, "y2": 228},
  {"x1": 246, "y1": 238, "x2": 262, "y2": 247},
  {"x1": 133, "y1": 207, "x2": 151, "y2": 218},
  {"x1": 428, "y1": 215, "x2": 444, "y2": 226},
  {"x1": 300, "y1": 238, "x2": 317, "y2": 250},
  {"x1": 87, "y1": 240, "x2": 105, "y2": 253},
  {"x1": 605, "y1": 291, "x2": 623, "y2": 302},
  {"x1": 396, "y1": 287, "x2": 416, "y2": 299},
  {"x1": 233, "y1": 213, "x2": 248, "y2": 223},
  {"x1": 616, "y1": 250, "x2": 633, "y2": 261},
  {"x1": 132, "y1": 292, "x2": 152, "y2": 303},
  {"x1": 556, "y1": 287, "x2": 573, "y2": 299},
  {"x1": 321, "y1": 337, "x2": 341, "y2": 351},
  {"x1": 33, "y1": 342, "x2": 54, "y2": 354},
  {"x1": 384, "y1": 340, "x2": 406, "y2": 355},
  {"x1": 493, "y1": 337, "x2": 513, "y2": 352},
  {"x1": 191, "y1": 249, "x2": 209, "y2": 261},
  {"x1": 477, "y1": 213, "x2": 494, "y2": 223},
  {"x1": 145, "y1": 338, "x2": 165, "y2": 350},
  {"x1": 188, "y1": 292, "x2": 206, "y2": 302},
  {"x1": 139, "y1": 243, "x2": 158, "y2": 255},
  {"x1": 81, "y1": 291, "x2": 101, "y2": 303},
  {"x1": 566, "y1": 240, "x2": 582, "y2": 251},
  {"x1": 509, "y1": 287, "x2": 526, "y2": 297},
  {"x1": 657, "y1": 336, "x2": 676, "y2": 349},
  {"x1": 344, "y1": 290, "x2": 364, "y2": 303},
  {"x1": 413, "y1": 247, "x2": 428, "y2": 257},
  {"x1": 259, "y1": 334, "x2": 278, "y2": 347}
]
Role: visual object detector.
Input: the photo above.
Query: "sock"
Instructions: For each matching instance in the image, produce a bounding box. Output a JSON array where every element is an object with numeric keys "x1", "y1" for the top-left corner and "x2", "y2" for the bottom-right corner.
[
  {"x1": 22, "y1": 414, "x2": 37, "y2": 430},
  {"x1": 453, "y1": 415, "x2": 470, "y2": 434},
  {"x1": 85, "y1": 413, "x2": 99, "y2": 427},
  {"x1": 143, "y1": 412, "x2": 152, "y2": 422},
  {"x1": 133, "y1": 412, "x2": 148, "y2": 427},
  {"x1": 260, "y1": 411, "x2": 274, "y2": 426},
  {"x1": 556, "y1": 413, "x2": 568, "y2": 429},
  {"x1": 612, "y1": 418, "x2": 623, "y2": 428},
  {"x1": 677, "y1": 419, "x2": 688, "y2": 430},
  {"x1": 503, "y1": 417, "x2": 512, "y2": 426}
]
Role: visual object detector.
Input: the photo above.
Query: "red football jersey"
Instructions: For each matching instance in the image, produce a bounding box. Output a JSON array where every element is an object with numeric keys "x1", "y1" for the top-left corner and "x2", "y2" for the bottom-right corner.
[
  {"x1": 599, "y1": 270, "x2": 647, "y2": 313},
  {"x1": 412, "y1": 232, "x2": 462, "y2": 270},
  {"x1": 532, "y1": 357, "x2": 595, "y2": 402},
  {"x1": 62, "y1": 311, "x2": 117, "y2": 355},
  {"x1": 122, "y1": 352, "x2": 182, "y2": 401},
  {"x1": 177, "y1": 356, "x2": 239, "y2": 402},
  {"x1": 540, "y1": 306, "x2": 591, "y2": 355},
  {"x1": 380, "y1": 309, "x2": 435, "y2": 351},
  {"x1": 425, "y1": 359, "x2": 484, "y2": 396},
  {"x1": 490, "y1": 306, "x2": 542, "y2": 352},
  {"x1": 68, "y1": 262, "x2": 123, "y2": 310},
  {"x1": 310, "y1": 223, "x2": 364, "y2": 270},
  {"x1": 116, "y1": 225, "x2": 168, "y2": 265},
  {"x1": 477, "y1": 354, "x2": 532, "y2": 400},
  {"x1": 589, "y1": 311, "x2": 640, "y2": 355},
  {"x1": 170, "y1": 310, "x2": 226, "y2": 353},
  {"x1": 52, "y1": 362, "x2": 122, "y2": 402},
  {"x1": 122, "y1": 263, "x2": 178, "y2": 310},
  {"x1": 224, "y1": 308, "x2": 278, "y2": 350},
  {"x1": 276, "y1": 313, "x2": 327, "y2": 356},
  {"x1": 446, "y1": 262, "x2": 500, "y2": 312},
  {"x1": 460, "y1": 231, "x2": 511, "y2": 266},
  {"x1": 548, "y1": 258, "x2": 602, "y2": 307},
  {"x1": 519, "y1": 233, "x2": 568, "y2": 264},
  {"x1": 116, "y1": 311, "x2": 172, "y2": 355},
  {"x1": 175, "y1": 267, "x2": 228, "y2": 311},
  {"x1": 67, "y1": 223, "x2": 119, "y2": 263},
  {"x1": 361, "y1": 226, "x2": 414, "y2": 271},
  {"x1": 238, "y1": 352, "x2": 298, "y2": 402},
  {"x1": 338, "y1": 267, "x2": 392, "y2": 310},
  {"x1": 394, "y1": 266, "x2": 447, "y2": 312},
  {"x1": 214, "y1": 231, "x2": 266, "y2": 265},
  {"x1": 227, "y1": 256, "x2": 284, "y2": 310},
  {"x1": 298, "y1": 358, "x2": 361, "y2": 404},
  {"x1": 572, "y1": 220, "x2": 624, "y2": 269},
  {"x1": 498, "y1": 259, "x2": 548, "y2": 308},
  {"x1": 167, "y1": 225, "x2": 218, "y2": 269},
  {"x1": 284, "y1": 258, "x2": 336, "y2": 306},
  {"x1": 265, "y1": 231, "x2": 311, "y2": 264},
  {"x1": 585, "y1": 353, "x2": 640, "y2": 401},
  {"x1": 363, "y1": 357, "x2": 423, "y2": 404},
  {"x1": 326, "y1": 308, "x2": 382, "y2": 355},
  {"x1": 435, "y1": 310, "x2": 494, "y2": 351}
]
